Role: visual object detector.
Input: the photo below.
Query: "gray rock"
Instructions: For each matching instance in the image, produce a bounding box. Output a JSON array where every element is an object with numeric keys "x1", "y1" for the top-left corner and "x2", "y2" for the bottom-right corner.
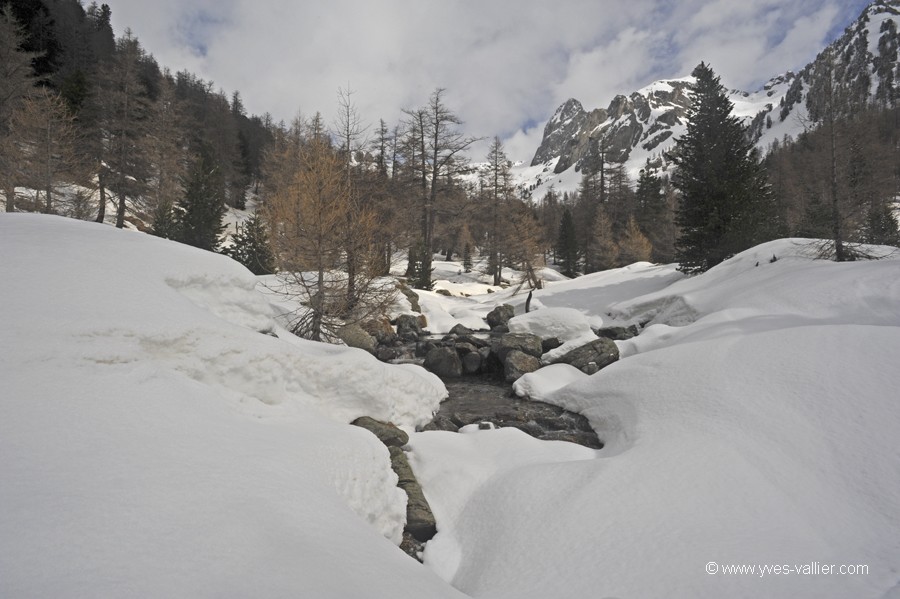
[
  {"x1": 351, "y1": 416, "x2": 409, "y2": 447},
  {"x1": 595, "y1": 325, "x2": 639, "y2": 341},
  {"x1": 395, "y1": 314, "x2": 422, "y2": 342},
  {"x1": 424, "y1": 346, "x2": 462, "y2": 378},
  {"x1": 554, "y1": 337, "x2": 619, "y2": 374},
  {"x1": 398, "y1": 285, "x2": 421, "y2": 313},
  {"x1": 541, "y1": 337, "x2": 562, "y2": 353},
  {"x1": 504, "y1": 349, "x2": 541, "y2": 383},
  {"x1": 389, "y1": 447, "x2": 437, "y2": 542},
  {"x1": 485, "y1": 304, "x2": 515, "y2": 329},
  {"x1": 454, "y1": 342, "x2": 478, "y2": 356},
  {"x1": 461, "y1": 351, "x2": 482, "y2": 375},
  {"x1": 457, "y1": 334, "x2": 490, "y2": 349},
  {"x1": 336, "y1": 324, "x2": 377, "y2": 354},
  {"x1": 496, "y1": 333, "x2": 543, "y2": 363},
  {"x1": 449, "y1": 323, "x2": 474, "y2": 336},
  {"x1": 419, "y1": 415, "x2": 459, "y2": 432}
]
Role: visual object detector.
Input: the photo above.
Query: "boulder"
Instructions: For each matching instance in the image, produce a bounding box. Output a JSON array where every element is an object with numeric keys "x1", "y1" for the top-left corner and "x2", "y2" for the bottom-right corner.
[
  {"x1": 351, "y1": 416, "x2": 409, "y2": 447},
  {"x1": 541, "y1": 337, "x2": 562, "y2": 353},
  {"x1": 554, "y1": 337, "x2": 619, "y2": 374},
  {"x1": 457, "y1": 334, "x2": 490, "y2": 349},
  {"x1": 485, "y1": 304, "x2": 515, "y2": 329},
  {"x1": 419, "y1": 415, "x2": 460, "y2": 433},
  {"x1": 336, "y1": 324, "x2": 376, "y2": 354},
  {"x1": 398, "y1": 285, "x2": 421, "y2": 313},
  {"x1": 595, "y1": 325, "x2": 639, "y2": 341},
  {"x1": 361, "y1": 317, "x2": 398, "y2": 346},
  {"x1": 449, "y1": 323, "x2": 474, "y2": 336},
  {"x1": 389, "y1": 446, "x2": 437, "y2": 542},
  {"x1": 454, "y1": 342, "x2": 478, "y2": 356},
  {"x1": 504, "y1": 349, "x2": 541, "y2": 383},
  {"x1": 395, "y1": 314, "x2": 423, "y2": 342},
  {"x1": 424, "y1": 346, "x2": 462, "y2": 378},
  {"x1": 496, "y1": 333, "x2": 543, "y2": 363},
  {"x1": 461, "y1": 351, "x2": 483, "y2": 375}
]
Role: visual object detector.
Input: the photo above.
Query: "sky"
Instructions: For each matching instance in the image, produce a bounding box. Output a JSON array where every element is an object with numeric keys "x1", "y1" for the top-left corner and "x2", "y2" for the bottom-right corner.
[{"x1": 107, "y1": 0, "x2": 874, "y2": 163}]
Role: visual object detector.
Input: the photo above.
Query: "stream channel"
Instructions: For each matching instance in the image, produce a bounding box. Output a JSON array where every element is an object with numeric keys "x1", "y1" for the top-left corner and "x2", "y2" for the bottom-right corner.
[{"x1": 422, "y1": 376, "x2": 604, "y2": 450}]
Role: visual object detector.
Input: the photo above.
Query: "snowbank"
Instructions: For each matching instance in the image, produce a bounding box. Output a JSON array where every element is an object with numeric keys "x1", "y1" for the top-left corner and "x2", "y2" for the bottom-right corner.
[
  {"x1": 0, "y1": 214, "x2": 459, "y2": 598},
  {"x1": 413, "y1": 238, "x2": 900, "y2": 598}
]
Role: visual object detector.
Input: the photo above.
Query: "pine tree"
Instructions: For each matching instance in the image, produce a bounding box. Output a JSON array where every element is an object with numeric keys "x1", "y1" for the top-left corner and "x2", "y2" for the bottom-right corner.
[
  {"x1": 176, "y1": 146, "x2": 226, "y2": 251},
  {"x1": 556, "y1": 207, "x2": 579, "y2": 277},
  {"x1": 671, "y1": 63, "x2": 778, "y2": 273},
  {"x1": 149, "y1": 199, "x2": 178, "y2": 239},
  {"x1": 224, "y1": 213, "x2": 276, "y2": 275}
]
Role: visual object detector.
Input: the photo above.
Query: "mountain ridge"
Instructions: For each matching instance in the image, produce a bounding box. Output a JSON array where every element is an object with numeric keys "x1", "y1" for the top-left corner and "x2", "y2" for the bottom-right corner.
[{"x1": 517, "y1": 0, "x2": 900, "y2": 199}]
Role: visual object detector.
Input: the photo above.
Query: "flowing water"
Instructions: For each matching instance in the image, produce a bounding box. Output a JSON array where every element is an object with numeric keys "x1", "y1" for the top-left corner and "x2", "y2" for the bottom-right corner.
[{"x1": 424, "y1": 376, "x2": 603, "y2": 449}]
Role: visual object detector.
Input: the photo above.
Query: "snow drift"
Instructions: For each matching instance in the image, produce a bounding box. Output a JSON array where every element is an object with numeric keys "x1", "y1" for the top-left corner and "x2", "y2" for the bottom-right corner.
[{"x1": 0, "y1": 214, "x2": 459, "y2": 598}]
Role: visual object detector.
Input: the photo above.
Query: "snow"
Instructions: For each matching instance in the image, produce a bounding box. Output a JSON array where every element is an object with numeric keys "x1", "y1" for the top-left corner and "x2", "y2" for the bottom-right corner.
[
  {"x1": 0, "y1": 214, "x2": 458, "y2": 598},
  {"x1": 3, "y1": 214, "x2": 899, "y2": 598},
  {"x1": 411, "y1": 239, "x2": 900, "y2": 598}
]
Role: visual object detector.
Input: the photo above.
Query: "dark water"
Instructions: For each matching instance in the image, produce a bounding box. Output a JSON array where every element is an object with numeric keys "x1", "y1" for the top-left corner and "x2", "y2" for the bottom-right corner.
[{"x1": 424, "y1": 377, "x2": 603, "y2": 449}]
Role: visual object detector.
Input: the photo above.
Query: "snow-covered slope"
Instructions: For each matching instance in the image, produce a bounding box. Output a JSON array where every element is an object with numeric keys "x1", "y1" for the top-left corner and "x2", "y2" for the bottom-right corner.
[
  {"x1": 4, "y1": 214, "x2": 899, "y2": 598},
  {"x1": 411, "y1": 239, "x2": 900, "y2": 598},
  {"x1": 0, "y1": 214, "x2": 459, "y2": 598}
]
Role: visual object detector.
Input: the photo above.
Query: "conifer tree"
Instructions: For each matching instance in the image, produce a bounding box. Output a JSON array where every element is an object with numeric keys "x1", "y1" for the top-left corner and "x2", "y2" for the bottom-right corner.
[
  {"x1": 671, "y1": 63, "x2": 778, "y2": 273},
  {"x1": 176, "y1": 146, "x2": 226, "y2": 251},
  {"x1": 556, "y1": 207, "x2": 579, "y2": 277},
  {"x1": 224, "y1": 213, "x2": 276, "y2": 275}
]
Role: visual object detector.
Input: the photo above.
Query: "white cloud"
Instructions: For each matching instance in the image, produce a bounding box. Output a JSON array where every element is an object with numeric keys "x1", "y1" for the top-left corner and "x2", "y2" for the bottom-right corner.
[{"x1": 108, "y1": 0, "x2": 872, "y2": 162}]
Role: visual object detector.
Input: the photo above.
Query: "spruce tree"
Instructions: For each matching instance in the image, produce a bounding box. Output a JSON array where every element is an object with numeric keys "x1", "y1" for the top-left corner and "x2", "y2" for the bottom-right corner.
[
  {"x1": 176, "y1": 146, "x2": 226, "y2": 251},
  {"x1": 671, "y1": 63, "x2": 779, "y2": 273},
  {"x1": 224, "y1": 213, "x2": 276, "y2": 275},
  {"x1": 556, "y1": 207, "x2": 579, "y2": 277}
]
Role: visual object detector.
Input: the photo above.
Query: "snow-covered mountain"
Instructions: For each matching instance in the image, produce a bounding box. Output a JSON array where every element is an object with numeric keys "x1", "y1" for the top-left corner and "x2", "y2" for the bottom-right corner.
[{"x1": 516, "y1": 0, "x2": 900, "y2": 199}]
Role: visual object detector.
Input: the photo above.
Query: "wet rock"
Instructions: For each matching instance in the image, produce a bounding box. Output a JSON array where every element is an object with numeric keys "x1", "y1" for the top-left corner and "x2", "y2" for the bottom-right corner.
[
  {"x1": 553, "y1": 337, "x2": 619, "y2": 374},
  {"x1": 419, "y1": 415, "x2": 459, "y2": 432},
  {"x1": 395, "y1": 314, "x2": 423, "y2": 342},
  {"x1": 424, "y1": 346, "x2": 462, "y2": 378},
  {"x1": 429, "y1": 379, "x2": 603, "y2": 449},
  {"x1": 595, "y1": 325, "x2": 639, "y2": 341},
  {"x1": 496, "y1": 333, "x2": 543, "y2": 363},
  {"x1": 486, "y1": 304, "x2": 515, "y2": 329},
  {"x1": 449, "y1": 323, "x2": 474, "y2": 336},
  {"x1": 454, "y1": 342, "x2": 478, "y2": 356},
  {"x1": 539, "y1": 430, "x2": 605, "y2": 449},
  {"x1": 541, "y1": 337, "x2": 562, "y2": 353},
  {"x1": 351, "y1": 416, "x2": 409, "y2": 447},
  {"x1": 461, "y1": 351, "x2": 483, "y2": 375},
  {"x1": 504, "y1": 350, "x2": 541, "y2": 383},
  {"x1": 389, "y1": 446, "x2": 437, "y2": 542}
]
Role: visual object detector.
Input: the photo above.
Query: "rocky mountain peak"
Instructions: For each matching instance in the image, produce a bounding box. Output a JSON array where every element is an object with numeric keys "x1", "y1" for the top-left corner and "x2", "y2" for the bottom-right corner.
[{"x1": 521, "y1": 1, "x2": 900, "y2": 199}]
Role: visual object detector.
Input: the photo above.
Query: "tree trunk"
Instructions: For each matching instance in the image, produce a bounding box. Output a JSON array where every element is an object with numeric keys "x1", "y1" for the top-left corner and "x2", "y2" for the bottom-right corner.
[
  {"x1": 4, "y1": 181, "x2": 14, "y2": 212},
  {"x1": 115, "y1": 188, "x2": 126, "y2": 229},
  {"x1": 95, "y1": 171, "x2": 106, "y2": 223}
]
